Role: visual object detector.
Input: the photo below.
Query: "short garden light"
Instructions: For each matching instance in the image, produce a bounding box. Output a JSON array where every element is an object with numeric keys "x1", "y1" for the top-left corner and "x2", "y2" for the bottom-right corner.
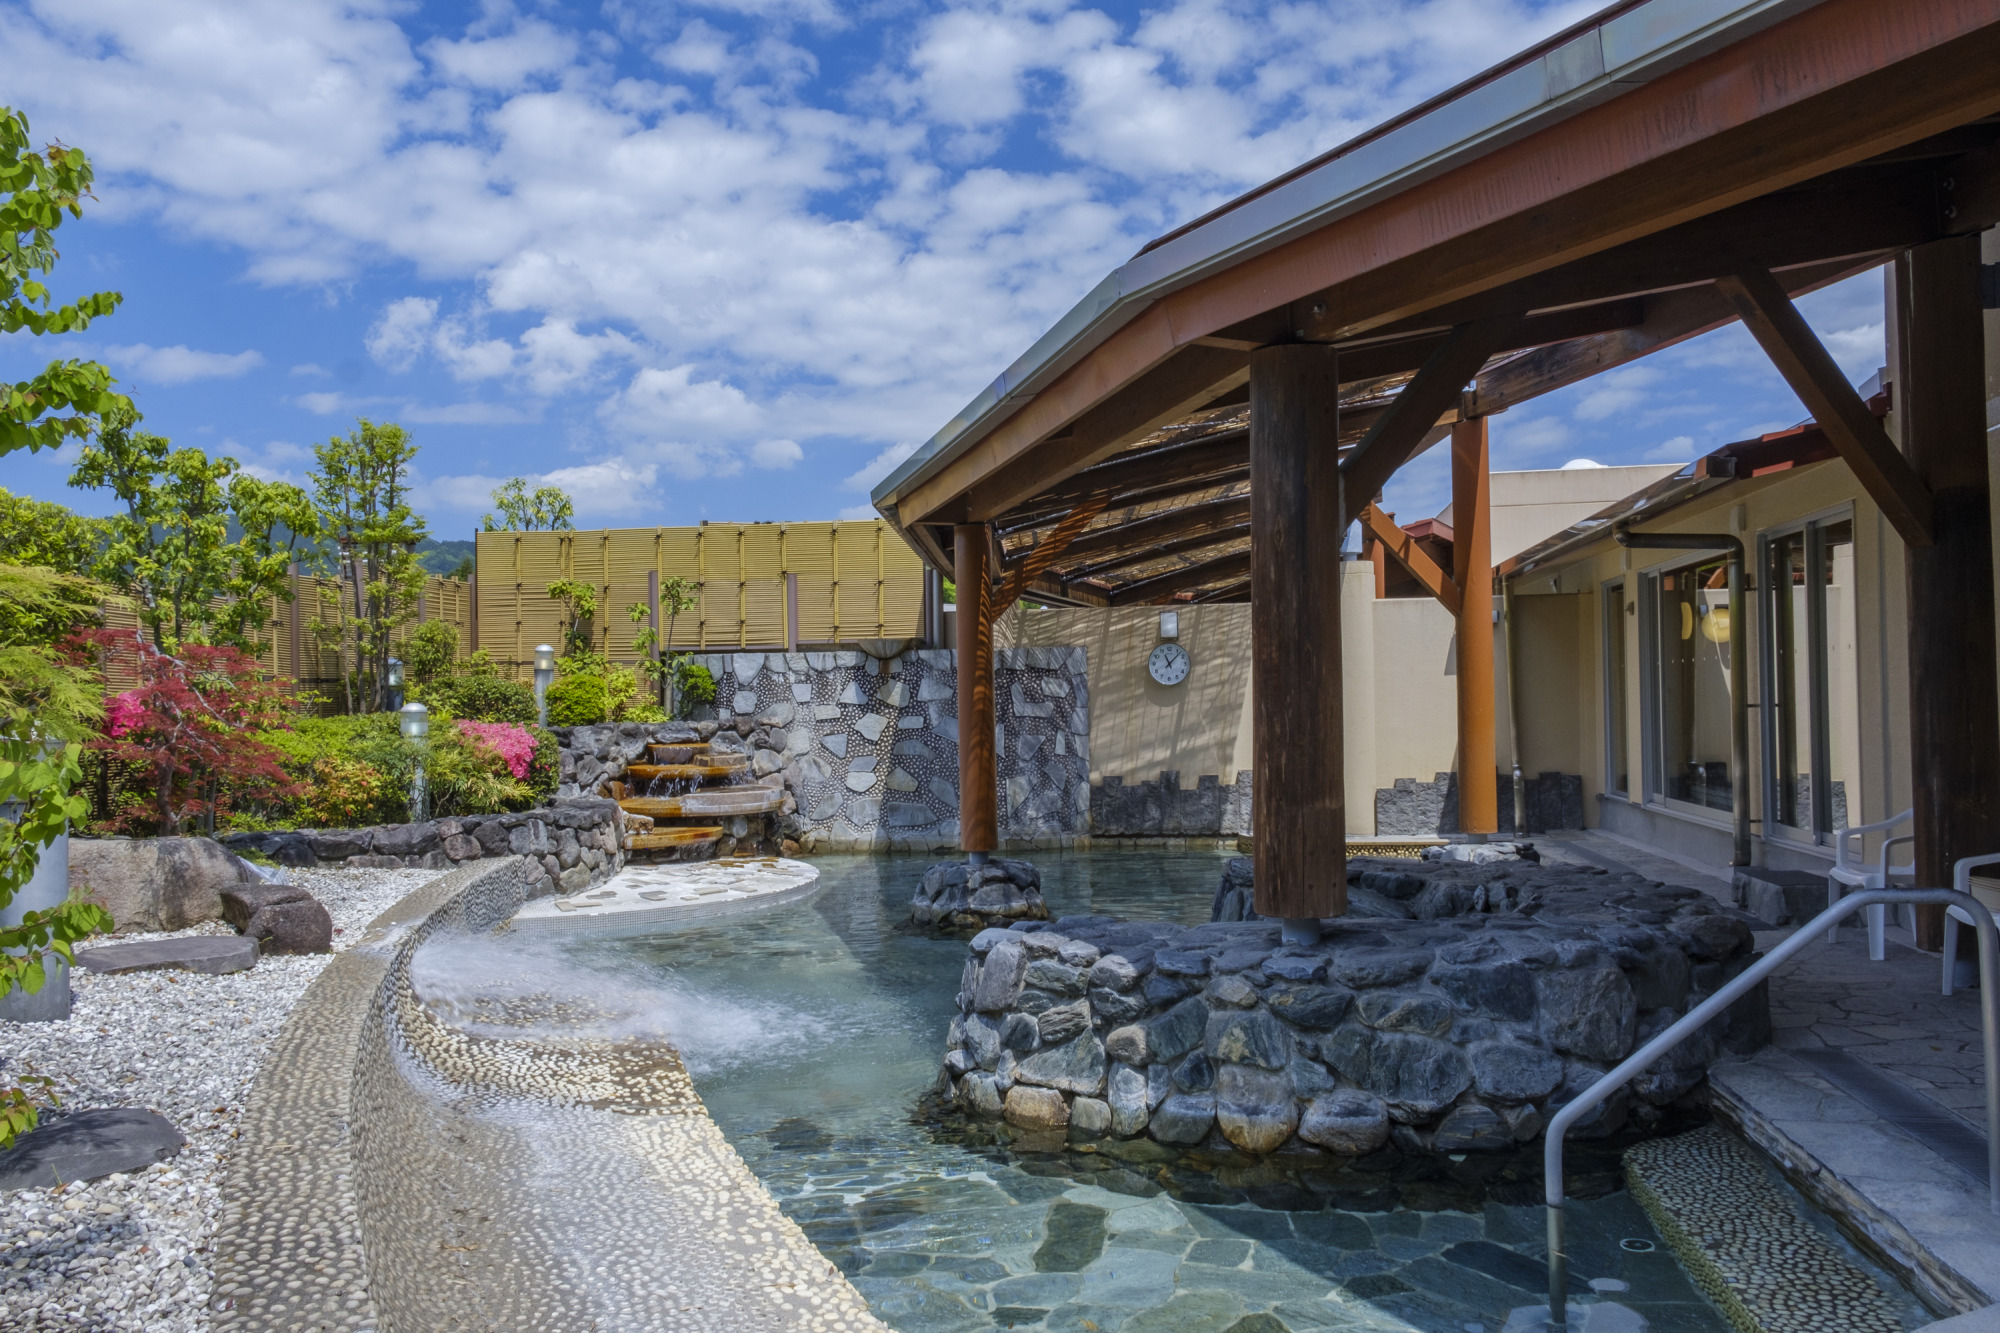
[
  {"x1": 533, "y1": 644, "x2": 556, "y2": 728},
  {"x1": 386, "y1": 656, "x2": 404, "y2": 711},
  {"x1": 400, "y1": 701, "x2": 430, "y2": 821}
]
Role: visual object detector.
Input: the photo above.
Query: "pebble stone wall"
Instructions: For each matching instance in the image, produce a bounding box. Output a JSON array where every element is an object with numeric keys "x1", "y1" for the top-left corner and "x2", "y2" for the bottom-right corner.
[
  {"x1": 694, "y1": 647, "x2": 1091, "y2": 852},
  {"x1": 212, "y1": 856, "x2": 887, "y2": 1332}
]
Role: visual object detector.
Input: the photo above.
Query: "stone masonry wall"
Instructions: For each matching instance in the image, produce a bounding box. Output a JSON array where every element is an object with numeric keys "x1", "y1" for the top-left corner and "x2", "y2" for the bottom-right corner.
[
  {"x1": 219, "y1": 797, "x2": 626, "y2": 899},
  {"x1": 694, "y1": 647, "x2": 1090, "y2": 852},
  {"x1": 941, "y1": 856, "x2": 1769, "y2": 1157},
  {"x1": 1375, "y1": 771, "x2": 1585, "y2": 836},
  {"x1": 1092, "y1": 770, "x2": 1253, "y2": 838}
]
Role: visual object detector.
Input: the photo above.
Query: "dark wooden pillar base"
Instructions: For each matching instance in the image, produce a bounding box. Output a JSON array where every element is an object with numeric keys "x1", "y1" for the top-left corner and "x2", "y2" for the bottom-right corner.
[
  {"x1": 954, "y1": 524, "x2": 998, "y2": 856},
  {"x1": 1452, "y1": 417, "x2": 1498, "y2": 835},
  {"x1": 1249, "y1": 343, "x2": 1347, "y2": 919},
  {"x1": 1899, "y1": 236, "x2": 2000, "y2": 950}
]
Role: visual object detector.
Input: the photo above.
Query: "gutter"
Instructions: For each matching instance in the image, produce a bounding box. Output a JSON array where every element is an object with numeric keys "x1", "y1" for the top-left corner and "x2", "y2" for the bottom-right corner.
[{"x1": 873, "y1": 0, "x2": 1827, "y2": 515}]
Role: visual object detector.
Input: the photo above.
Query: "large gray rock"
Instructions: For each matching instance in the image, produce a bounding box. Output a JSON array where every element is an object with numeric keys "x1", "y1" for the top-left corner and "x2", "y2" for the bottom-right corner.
[
  {"x1": 1017, "y1": 1035, "x2": 1107, "y2": 1096},
  {"x1": 910, "y1": 858, "x2": 1049, "y2": 930},
  {"x1": 1298, "y1": 1090, "x2": 1390, "y2": 1154},
  {"x1": 1147, "y1": 1093, "x2": 1215, "y2": 1145},
  {"x1": 242, "y1": 898, "x2": 333, "y2": 955},
  {"x1": 76, "y1": 936, "x2": 258, "y2": 976},
  {"x1": 0, "y1": 1108, "x2": 185, "y2": 1190},
  {"x1": 1215, "y1": 1064, "x2": 1296, "y2": 1154},
  {"x1": 1536, "y1": 962, "x2": 1639, "y2": 1063},
  {"x1": 68, "y1": 837, "x2": 259, "y2": 933},
  {"x1": 1322, "y1": 1025, "x2": 1472, "y2": 1121}
]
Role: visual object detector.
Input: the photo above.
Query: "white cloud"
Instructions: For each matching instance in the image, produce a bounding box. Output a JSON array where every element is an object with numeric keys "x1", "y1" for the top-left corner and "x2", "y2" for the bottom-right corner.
[
  {"x1": 838, "y1": 502, "x2": 879, "y2": 520},
  {"x1": 102, "y1": 342, "x2": 263, "y2": 384},
  {"x1": 423, "y1": 458, "x2": 664, "y2": 519},
  {"x1": 425, "y1": 19, "x2": 579, "y2": 90},
  {"x1": 1644, "y1": 435, "x2": 1696, "y2": 462},
  {"x1": 842, "y1": 439, "x2": 919, "y2": 491},
  {"x1": 1573, "y1": 366, "x2": 1662, "y2": 423},
  {"x1": 290, "y1": 362, "x2": 331, "y2": 377},
  {"x1": 751, "y1": 437, "x2": 802, "y2": 469}
]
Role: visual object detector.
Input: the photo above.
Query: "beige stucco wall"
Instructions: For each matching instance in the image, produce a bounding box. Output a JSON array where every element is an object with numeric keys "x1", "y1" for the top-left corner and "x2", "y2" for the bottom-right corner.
[
  {"x1": 1435, "y1": 464, "x2": 1680, "y2": 563},
  {"x1": 1509, "y1": 456, "x2": 1914, "y2": 861}
]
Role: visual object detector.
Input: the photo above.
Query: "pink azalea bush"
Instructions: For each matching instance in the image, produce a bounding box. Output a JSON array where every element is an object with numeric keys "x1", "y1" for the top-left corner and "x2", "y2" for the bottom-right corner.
[
  {"x1": 104, "y1": 690, "x2": 146, "y2": 740},
  {"x1": 456, "y1": 720, "x2": 538, "y2": 780}
]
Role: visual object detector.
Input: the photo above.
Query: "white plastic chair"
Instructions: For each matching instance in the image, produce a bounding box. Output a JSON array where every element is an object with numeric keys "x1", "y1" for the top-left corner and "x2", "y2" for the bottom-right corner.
[
  {"x1": 1945, "y1": 853, "x2": 2000, "y2": 997},
  {"x1": 1827, "y1": 808, "x2": 1913, "y2": 960}
]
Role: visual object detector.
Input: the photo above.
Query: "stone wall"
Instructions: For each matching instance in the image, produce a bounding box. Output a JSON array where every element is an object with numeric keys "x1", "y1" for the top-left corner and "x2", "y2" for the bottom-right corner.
[
  {"x1": 693, "y1": 647, "x2": 1090, "y2": 851},
  {"x1": 1091, "y1": 770, "x2": 1253, "y2": 838},
  {"x1": 219, "y1": 797, "x2": 626, "y2": 898},
  {"x1": 940, "y1": 856, "x2": 1768, "y2": 1156},
  {"x1": 1375, "y1": 770, "x2": 1585, "y2": 836}
]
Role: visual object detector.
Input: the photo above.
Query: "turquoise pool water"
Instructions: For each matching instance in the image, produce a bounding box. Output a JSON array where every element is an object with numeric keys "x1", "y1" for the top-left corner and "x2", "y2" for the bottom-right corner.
[{"x1": 574, "y1": 851, "x2": 1731, "y2": 1333}]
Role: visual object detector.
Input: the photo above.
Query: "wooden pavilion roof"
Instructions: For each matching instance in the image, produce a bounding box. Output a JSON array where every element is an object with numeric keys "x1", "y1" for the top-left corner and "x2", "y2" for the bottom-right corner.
[{"x1": 872, "y1": 0, "x2": 2000, "y2": 606}]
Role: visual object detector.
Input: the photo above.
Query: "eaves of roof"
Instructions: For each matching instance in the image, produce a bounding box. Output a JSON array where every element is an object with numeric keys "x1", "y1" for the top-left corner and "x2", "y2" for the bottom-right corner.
[{"x1": 871, "y1": 0, "x2": 1828, "y2": 514}]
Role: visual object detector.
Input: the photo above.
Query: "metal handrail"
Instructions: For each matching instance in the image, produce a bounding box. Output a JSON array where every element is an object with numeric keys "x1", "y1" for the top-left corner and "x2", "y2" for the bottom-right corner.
[{"x1": 1542, "y1": 887, "x2": 2000, "y2": 1330}]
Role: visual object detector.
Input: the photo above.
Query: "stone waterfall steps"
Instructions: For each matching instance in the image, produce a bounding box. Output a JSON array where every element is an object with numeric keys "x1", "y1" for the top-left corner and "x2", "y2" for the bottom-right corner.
[
  {"x1": 604, "y1": 741, "x2": 780, "y2": 861},
  {"x1": 1623, "y1": 1125, "x2": 1913, "y2": 1333}
]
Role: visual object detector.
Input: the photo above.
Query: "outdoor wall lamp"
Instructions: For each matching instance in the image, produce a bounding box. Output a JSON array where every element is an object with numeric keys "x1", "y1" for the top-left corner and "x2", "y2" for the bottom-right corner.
[
  {"x1": 399, "y1": 701, "x2": 430, "y2": 822},
  {"x1": 1158, "y1": 610, "x2": 1178, "y2": 639},
  {"x1": 533, "y1": 643, "x2": 556, "y2": 728}
]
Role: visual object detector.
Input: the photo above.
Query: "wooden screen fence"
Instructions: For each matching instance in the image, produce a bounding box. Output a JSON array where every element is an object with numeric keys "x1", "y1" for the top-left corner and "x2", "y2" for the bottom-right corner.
[{"x1": 474, "y1": 520, "x2": 927, "y2": 677}]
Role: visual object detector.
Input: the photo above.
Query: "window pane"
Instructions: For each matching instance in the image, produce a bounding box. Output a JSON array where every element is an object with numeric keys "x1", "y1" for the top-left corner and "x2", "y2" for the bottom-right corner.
[
  {"x1": 1658, "y1": 555, "x2": 1735, "y2": 812},
  {"x1": 1606, "y1": 585, "x2": 1628, "y2": 794},
  {"x1": 1821, "y1": 519, "x2": 1859, "y2": 831},
  {"x1": 1767, "y1": 532, "x2": 1809, "y2": 830}
]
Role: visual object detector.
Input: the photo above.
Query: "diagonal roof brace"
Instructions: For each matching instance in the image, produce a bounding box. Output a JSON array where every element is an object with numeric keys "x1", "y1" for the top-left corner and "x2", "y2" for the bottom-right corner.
[
  {"x1": 1339, "y1": 315, "x2": 1522, "y2": 519},
  {"x1": 1714, "y1": 265, "x2": 1933, "y2": 546},
  {"x1": 1358, "y1": 503, "x2": 1462, "y2": 617}
]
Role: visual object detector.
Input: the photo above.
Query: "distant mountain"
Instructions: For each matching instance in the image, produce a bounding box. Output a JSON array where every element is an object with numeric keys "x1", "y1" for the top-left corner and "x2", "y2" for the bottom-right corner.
[{"x1": 415, "y1": 538, "x2": 475, "y2": 579}]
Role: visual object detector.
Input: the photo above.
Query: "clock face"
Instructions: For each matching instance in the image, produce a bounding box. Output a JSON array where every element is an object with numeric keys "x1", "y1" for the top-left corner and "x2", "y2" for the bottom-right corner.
[{"x1": 1148, "y1": 641, "x2": 1191, "y2": 686}]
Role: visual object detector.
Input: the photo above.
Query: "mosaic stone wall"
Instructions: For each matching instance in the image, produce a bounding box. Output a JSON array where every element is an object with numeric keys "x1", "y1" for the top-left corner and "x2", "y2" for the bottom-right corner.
[{"x1": 692, "y1": 647, "x2": 1091, "y2": 852}]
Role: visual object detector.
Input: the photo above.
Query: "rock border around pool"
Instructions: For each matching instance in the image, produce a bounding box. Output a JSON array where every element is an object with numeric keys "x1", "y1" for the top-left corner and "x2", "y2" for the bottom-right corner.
[
  {"x1": 210, "y1": 855, "x2": 886, "y2": 1333},
  {"x1": 939, "y1": 857, "x2": 1771, "y2": 1157}
]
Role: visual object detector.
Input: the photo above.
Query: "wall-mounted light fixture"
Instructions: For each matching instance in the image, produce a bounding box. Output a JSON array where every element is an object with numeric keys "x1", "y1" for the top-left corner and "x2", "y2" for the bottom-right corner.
[{"x1": 1158, "y1": 609, "x2": 1178, "y2": 640}]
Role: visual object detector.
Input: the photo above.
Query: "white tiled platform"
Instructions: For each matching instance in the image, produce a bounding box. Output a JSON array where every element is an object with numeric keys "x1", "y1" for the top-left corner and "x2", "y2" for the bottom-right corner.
[{"x1": 509, "y1": 857, "x2": 820, "y2": 934}]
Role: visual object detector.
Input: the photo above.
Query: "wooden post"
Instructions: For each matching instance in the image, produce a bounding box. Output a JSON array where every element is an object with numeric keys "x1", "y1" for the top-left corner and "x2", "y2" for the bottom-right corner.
[
  {"x1": 954, "y1": 524, "x2": 999, "y2": 857},
  {"x1": 1452, "y1": 417, "x2": 1499, "y2": 835},
  {"x1": 1898, "y1": 236, "x2": 2000, "y2": 950},
  {"x1": 1249, "y1": 343, "x2": 1347, "y2": 921}
]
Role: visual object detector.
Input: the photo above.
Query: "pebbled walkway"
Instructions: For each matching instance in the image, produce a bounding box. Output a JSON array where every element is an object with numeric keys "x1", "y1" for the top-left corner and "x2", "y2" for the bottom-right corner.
[{"x1": 211, "y1": 856, "x2": 887, "y2": 1332}]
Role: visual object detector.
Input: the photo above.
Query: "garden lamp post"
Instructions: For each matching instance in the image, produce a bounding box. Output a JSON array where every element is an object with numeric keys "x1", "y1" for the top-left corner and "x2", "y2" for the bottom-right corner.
[
  {"x1": 386, "y1": 657, "x2": 404, "y2": 712},
  {"x1": 533, "y1": 644, "x2": 555, "y2": 728},
  {"x1": 400, "y1": 701, "x2": 430, "y2": 822}
]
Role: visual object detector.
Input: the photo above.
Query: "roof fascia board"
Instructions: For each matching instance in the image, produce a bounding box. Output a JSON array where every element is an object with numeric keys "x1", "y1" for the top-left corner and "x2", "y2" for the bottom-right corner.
[{"x1": 873, "y1": 0, "x2": 1826, "y2": 512}]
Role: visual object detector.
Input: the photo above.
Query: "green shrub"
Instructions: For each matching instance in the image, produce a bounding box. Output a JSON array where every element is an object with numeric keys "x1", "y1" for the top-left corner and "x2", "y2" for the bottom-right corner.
[
  {"x1": 671, "y1": 657, "x2": 716, "y2": 718},
  {"x1": 421, "y1": 673, "x2": 536, "y2": 724},
  {"x1": 526, "y1": 727, "x2": 559, "y2": 802},
  {"x1": 405, "y1": 621, "x2": 459, "y2": 684},
  {"x1": 545, "y1": 673, "x2": 606, "y2": 726}
]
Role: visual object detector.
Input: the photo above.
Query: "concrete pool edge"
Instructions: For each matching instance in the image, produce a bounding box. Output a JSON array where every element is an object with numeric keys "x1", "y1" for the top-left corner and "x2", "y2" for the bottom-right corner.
[{"x1": 209, "y1": 855, "x2": 888, "y2": 1332}]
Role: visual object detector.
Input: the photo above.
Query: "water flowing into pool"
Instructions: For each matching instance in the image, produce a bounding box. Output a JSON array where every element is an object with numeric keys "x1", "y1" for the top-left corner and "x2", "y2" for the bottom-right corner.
[{"x1": 419, "y1": 849, "x2": 1739, "y2": 1332}]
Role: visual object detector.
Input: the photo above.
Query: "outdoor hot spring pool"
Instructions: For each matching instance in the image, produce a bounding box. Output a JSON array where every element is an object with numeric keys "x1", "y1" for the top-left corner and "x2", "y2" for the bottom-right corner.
[{"x1": 414, "y1": 849, "x2": 1768, "y2": 1333}]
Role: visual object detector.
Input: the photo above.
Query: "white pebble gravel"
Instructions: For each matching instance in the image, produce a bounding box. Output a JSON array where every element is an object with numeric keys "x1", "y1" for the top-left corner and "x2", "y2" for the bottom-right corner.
[{"x1": 1, "y1": 867, "x2": 435, "y2": 1332}]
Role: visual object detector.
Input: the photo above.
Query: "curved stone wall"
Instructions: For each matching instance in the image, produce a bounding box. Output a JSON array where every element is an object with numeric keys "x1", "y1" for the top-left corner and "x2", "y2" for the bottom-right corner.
[
  {"x1": 941, "y1": 857, "x2": 1771, "y2": 1156},
  {"x1": 212, "y1": 857, "x2": 884, "y2": 1332}
]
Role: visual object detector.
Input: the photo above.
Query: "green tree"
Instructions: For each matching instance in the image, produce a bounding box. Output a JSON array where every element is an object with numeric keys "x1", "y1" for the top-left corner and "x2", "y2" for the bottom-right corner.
[
  {"x1": 482, "y1": 478, "x2": 575, "y2": 531},
  {"x1": 0, "y1": 487, "x2": 105, "y2": 575},
  {"x1": 0, "y1": 491, "x2": 105, "y2": 649},
  {"x1": 629, "y1": 575, "x2": 698, "y2": 709},
  {"x1": 69, "y1": 414, "x2": 320, "y2": 653},
  {"x1": 308, "y1": 419, "x2": 427, "y2": 714},
  {"x1": 0, "y1": 107, "x2": 130, "y2": 460},
  {"x1": 546, "y1": 578, "x2": 598, "y2": 656}
]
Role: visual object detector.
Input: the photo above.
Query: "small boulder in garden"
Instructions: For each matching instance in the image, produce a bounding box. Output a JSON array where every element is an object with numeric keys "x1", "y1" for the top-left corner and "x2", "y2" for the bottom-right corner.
[
  {"x1": 68, "y1": 836, "x2": 261, "y2": 933},
  {"x1": 221, "y1": 884, "x2": 334, "y2": 955},
  {"x1": 910, "y1": 858, "x2": 1049, "y2": 931}
]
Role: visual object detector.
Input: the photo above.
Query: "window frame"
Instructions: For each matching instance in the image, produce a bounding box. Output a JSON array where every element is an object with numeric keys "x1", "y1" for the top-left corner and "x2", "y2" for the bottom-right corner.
[
  {"x1": 1602, "y1": 579, "x2": 1629, "y2": 799},
  {"x1": 1638, "y1": 545, "x2": 1739, "y2": 821},
  {"x1": 1756, "y1": 504, "x2": 1854, "y2": 846}
]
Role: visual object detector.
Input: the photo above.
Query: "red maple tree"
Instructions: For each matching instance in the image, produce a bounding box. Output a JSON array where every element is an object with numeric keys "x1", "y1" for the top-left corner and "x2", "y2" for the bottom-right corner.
[{"x1": 70, "y1": 628, "x2": 300, "y2": 835}]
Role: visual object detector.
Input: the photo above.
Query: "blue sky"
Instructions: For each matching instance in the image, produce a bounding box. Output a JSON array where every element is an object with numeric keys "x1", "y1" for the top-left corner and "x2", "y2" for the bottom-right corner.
[{"x1": 3, "y1": 0, "x2": 1886, "y2": 540}]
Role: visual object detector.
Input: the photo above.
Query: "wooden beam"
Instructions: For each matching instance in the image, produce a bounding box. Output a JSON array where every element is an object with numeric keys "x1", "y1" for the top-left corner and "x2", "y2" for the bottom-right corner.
[
  {"x1": 1249, "y1": 342, "x2": 1346, "y2": 919},
  {"x1": 1452, "y1": 417, "x2": 1497, "y2": 835},
  {"x1": 992, "y1": 498, "x2": 1105, "y2": 617},
  {"x1": 1055, "y1": 494, "x2": 1252, "y2": 566},
  {"x1": 1193, "y1": 580, "x2": 1251, "y2": 603},
  {"x1": 1340, "y1": 316, "x2": 1518, "y2": 515},
  {"x1": 1898, "y1": 236, "x2": 2000, "y2": 950},
  {"x1": 1019, "y1": 426, "x2": 1247, "y2": 517},
  {"x1": 954, "y1": 525, "x2": 997, "y2": 854},
  {"x1": 1357, "y1": 504, "x2": 1460, "y2": 616},
  {"x1": 1714, "y1": 265, "x2": 1933, "y2": 545},
  {"x1": 1106, "y1": 549, "x2": 1252, "y2": 606},
  {"x1": 1065, "y1": 524, "x2": 1250, "y2": 581}
]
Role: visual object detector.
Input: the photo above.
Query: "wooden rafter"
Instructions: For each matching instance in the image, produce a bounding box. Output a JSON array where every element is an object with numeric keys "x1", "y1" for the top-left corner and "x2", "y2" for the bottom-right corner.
[
  {"x1": 1051, "y1": 493, "x2": 1251, "y2": 567},
  {"x1": 1066, "y1": 523, "x2": 1251, "y2": 581},
  {"x1": 991, "y1": 498, "x2": 1107, "y2": 617},
  {"x1": 1714, "y1": 264, "x2": 1933, "y2": 546},
  {"x1": 1107, "y1": 549, "x2": 1252, "y2": 606},
  {"x1": 1358, "y1": 503, "x2": 1461, "y2": 616}
]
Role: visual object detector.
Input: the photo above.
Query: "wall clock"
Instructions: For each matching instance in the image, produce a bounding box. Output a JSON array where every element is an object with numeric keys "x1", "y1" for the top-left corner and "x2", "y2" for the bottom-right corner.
[{"x1": 1148, "y1": 641, "x2": 1191, "y2": 686}]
